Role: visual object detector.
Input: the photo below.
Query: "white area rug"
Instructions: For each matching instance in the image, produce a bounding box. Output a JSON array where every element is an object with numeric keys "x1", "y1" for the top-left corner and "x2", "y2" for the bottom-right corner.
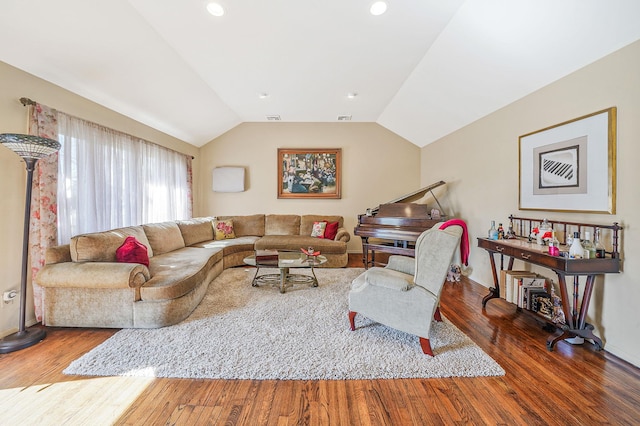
[{"x1": 64, "y1": 268, "x2": 504, "y2": 380}]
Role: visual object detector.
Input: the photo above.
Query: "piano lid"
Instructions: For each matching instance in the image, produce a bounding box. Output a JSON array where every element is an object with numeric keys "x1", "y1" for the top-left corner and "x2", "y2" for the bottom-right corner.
[
  {"x1": 368, "y1": 180, "x2": 446, "y2": 216},
  {"x1": 384, "y1": 180, "x2": 445, "y2": 205}
]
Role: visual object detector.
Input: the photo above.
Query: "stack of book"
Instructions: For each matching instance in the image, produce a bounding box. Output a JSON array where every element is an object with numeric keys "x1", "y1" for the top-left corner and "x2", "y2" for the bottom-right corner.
[
  {"x1": 255, "y1": 249, "x2": 278, "y2": 266},
  {"x1": 499, "y1": 270, "x2": 550, "y2": 313}
]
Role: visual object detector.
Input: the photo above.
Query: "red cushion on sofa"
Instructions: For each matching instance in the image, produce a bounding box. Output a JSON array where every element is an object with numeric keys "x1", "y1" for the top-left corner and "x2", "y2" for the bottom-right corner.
[
  {"x1": 324, "y1": 221, "x2": 339, "y2": 240},
  {"x1": 116, "y1": 236, "x2": 150, "y2": 267}
]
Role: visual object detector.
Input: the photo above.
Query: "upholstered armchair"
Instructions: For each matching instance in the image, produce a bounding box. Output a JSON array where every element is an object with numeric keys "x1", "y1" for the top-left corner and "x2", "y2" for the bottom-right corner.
[{"x1": 348, "y1": 222, "x2": 464, "y2": 356}]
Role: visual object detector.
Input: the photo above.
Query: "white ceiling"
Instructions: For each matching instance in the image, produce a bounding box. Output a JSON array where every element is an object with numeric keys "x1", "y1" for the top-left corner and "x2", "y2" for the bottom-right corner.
[{"x1": 1, "y1": 1, "x2": 639, "y2": 148}]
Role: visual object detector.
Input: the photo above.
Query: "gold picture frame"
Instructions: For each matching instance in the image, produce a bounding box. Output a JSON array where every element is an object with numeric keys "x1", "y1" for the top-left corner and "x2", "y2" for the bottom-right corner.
[
  {"x1": 519, "y1": 107, "x2": 616, "y2": 214},
  {"x1": 278, "y1": 148, "x2": 341, "y2": 199}
]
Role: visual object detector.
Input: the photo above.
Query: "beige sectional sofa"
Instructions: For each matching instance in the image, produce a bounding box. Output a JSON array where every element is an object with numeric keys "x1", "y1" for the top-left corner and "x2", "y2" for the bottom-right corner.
[{"x1": 36, "y1": 214, "x2": 350, "y2": 329}]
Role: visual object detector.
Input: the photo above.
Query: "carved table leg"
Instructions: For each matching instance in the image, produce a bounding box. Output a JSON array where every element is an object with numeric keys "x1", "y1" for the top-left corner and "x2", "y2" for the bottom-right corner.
[
  {"x1": 547, "y1": 273, "x2": 603, "y2": 351},
  {"x1": 482, "y1": 252, "x2": 500, "y2": 307}
]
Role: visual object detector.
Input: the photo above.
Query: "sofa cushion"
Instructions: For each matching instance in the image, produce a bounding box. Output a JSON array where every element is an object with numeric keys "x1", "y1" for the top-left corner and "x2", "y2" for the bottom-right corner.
[
  {"x1": 254, "y1": 235, "x2": 347, "y2": 254},
  {"x1": 365, "y1": 267, "x2": 414, "y2": 291},
  {"x1": 176, "y1": 217, "x2": 214, "y2": 246},
  {"x1": 213, "y1": 219, "x2": 236, "y2": 239},
  {"x1": 70, "y1": 225, "x2": 153, "y2": 262},
  {"x1": 300, "y1": 215, "x2": 343, "y2": 236},
  {"x1": 191, "y1": 236, "x2": 259, "y2": 252},
  {"x1": 116, "y1": 236, "x2": 150, "y2": 267},
  {"x1": 218, "y1": 214, "x2": 265, "y2": 237},
  {"x1": 265, "y1": 215, "x2": 300, "y2": 235},
  {"x1": 141, "y1": 247, "x2": 222, "y2": 301},
  {"x1": 143, "y1": 222, "x2": 186, "y2": 255}
]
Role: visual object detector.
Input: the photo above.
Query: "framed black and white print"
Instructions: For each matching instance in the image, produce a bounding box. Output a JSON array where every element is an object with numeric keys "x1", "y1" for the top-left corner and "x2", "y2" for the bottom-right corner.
[{"x1": 519, "y1": 107, "x2": 616, "y2": 213}]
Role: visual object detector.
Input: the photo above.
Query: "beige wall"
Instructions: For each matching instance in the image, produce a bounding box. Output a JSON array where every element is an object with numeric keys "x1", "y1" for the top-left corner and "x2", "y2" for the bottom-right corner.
[
  {"x1": 421, "y1": 40, "x2": 640, "y2": 366},
  {"x1": 0, "y1": 61, "x2": 199, "y2": 337},
  {"x1": 197, "y1": 122, "x2": 422, "y2": 253}
]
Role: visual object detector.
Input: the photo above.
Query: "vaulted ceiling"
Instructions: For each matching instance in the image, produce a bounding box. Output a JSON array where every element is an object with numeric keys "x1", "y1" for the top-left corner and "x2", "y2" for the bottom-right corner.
[{"x1": 1, "y1": 1, "x2": 639, "y2": 147}]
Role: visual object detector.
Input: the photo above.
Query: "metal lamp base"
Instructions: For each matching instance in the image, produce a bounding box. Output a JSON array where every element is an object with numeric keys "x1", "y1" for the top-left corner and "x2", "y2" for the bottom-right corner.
[{"x1": 0, "y1": 327, "x2": 46, "y2": 354}]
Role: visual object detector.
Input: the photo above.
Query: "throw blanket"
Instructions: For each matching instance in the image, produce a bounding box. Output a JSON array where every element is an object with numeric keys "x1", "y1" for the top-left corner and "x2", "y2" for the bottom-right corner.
[{"x1": 439, "y1": 219, "x2": 469, "y2": 266}]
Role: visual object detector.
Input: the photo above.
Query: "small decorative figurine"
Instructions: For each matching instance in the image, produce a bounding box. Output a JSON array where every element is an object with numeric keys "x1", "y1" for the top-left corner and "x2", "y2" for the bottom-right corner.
[{"x1": 446, "y1": 264, "x2": 461, "y2": 282}]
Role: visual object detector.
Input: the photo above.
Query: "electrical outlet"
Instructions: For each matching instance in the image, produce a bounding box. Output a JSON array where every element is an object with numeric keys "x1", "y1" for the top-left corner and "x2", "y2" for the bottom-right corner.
[{"x1": 2, "y1": 290, "x2": 18, "y2": 307}]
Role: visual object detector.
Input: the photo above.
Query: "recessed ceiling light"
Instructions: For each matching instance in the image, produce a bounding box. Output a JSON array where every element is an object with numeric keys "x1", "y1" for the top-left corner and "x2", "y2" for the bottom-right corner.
[
  {"x1": 347, "y1": 92, "x2": 358, "y2": 99},
  {"x1": 258, "y1": 93, "x2": 269, "y2": 99},
  {"x1": 370, "y1": 1, "x2": 387, "y2": 16},
  {"x1": 206, "y1": 2, "x2": 225, "y2": 17}
]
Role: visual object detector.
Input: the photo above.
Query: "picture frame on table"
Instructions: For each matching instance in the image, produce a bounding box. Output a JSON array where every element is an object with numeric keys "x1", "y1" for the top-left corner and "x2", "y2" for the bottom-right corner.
[
  {"x1": 278, "y1": 148, "x2": 341, "y2": 199},
  {"x1": 519, "y1": 107, "x2": 616, "y2": 214}
]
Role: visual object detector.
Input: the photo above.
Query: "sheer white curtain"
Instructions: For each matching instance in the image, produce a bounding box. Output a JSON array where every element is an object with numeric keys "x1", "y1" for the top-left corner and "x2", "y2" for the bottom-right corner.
[{"x1": 56, "y1": 113, "x2": 190, "y2": 243}]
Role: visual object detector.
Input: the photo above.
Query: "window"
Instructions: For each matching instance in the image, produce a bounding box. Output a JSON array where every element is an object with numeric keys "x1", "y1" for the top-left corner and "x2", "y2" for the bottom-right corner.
[{"x1": 56, "y1": 113, "x2": 191, "y2": 243}]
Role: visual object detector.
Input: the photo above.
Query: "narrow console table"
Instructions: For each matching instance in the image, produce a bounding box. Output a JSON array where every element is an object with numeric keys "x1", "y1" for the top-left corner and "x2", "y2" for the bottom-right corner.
[{"x1": 479, "y1": 216, "x2": 621, "y2": 351}]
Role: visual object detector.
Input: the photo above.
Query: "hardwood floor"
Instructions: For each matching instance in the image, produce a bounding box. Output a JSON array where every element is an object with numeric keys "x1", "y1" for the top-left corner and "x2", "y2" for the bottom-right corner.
[{"x1": 1, "y1": 254, "x2": 639, "y2": 425}]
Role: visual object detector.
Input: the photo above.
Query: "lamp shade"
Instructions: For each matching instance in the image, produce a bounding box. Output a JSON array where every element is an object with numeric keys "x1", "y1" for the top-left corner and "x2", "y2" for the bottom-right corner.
[{"x1": 0, "y1": 133, "x2": 60, "y2": 160}]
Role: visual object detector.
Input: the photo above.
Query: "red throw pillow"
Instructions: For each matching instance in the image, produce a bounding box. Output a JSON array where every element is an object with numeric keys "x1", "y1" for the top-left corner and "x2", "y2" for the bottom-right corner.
[
  {"x1": 324, "y1": 221, "x2": 339, "y2": 240},
  {"x1": 116, "y1": 236, "x2": 150, "y2": 267}
]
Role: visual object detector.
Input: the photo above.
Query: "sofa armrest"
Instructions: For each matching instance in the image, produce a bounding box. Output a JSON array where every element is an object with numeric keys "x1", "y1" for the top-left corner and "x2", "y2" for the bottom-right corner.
[
  {"x1": 385, "y1": 255, "x2": 415, "y2": 276},
  {"x1": 45, "y1": 244, "x2": 72, "y2": 264},
  {"x1": 36, "y1": 262, "x2": 150, "y2": 290},
  {"x1": 334, "y1": 227, "x2": 351, "y2": 243}
]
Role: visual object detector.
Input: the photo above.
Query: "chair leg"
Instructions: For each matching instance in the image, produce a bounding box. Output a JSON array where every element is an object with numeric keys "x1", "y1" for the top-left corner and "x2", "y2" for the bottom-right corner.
[
  {"x1": 433, "y1": 306, "x2": 442, "y2": 322},
  {"x1": 419, "y1": 337, "x2": 434, "y2": 356},
  {"x1": 348, "y1": 311, "x2": 357, "y2": 331}
]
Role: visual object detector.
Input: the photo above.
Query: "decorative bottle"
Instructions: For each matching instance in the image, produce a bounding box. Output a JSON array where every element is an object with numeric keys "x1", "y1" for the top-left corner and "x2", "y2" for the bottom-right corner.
[
  {"x1": 497, "y1": 223, "x2": 504, "y2": 240},
  {"x1": 582, "y1": 231, "x2": 596, "y2": 259},
  {"x1": 594, "y1": 227, "x2": 606, "y2": 258},
  {"x1": 488, "y1": 221, "x2": 498, "y2": 240},
  {"x1": 568, "y1": 232, "x2": 584, "y2": 259},
  {"x1": 537, "y1": 219, "x2": 551, "y2": 245},
  {"x1": 548, "y1": 231, "x2": 560, "y2": 256}
]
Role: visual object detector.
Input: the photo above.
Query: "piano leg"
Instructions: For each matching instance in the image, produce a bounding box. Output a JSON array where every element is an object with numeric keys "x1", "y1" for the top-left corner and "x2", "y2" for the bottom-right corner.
[{"x1": 361, "y1": 239, "x2": 371, "y2": 269}]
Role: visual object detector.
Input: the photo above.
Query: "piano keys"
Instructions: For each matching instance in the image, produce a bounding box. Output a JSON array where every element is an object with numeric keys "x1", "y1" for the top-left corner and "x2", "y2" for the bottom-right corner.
[
  {"x1": 354, "y1": 180, "x2": 447, "y2": 268},
  {"x1": 540, "y1": 149, "x2": 578, "y2": 187}
]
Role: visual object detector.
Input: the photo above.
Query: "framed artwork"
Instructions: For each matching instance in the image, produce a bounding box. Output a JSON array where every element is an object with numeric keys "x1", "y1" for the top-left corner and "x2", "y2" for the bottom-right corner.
[
  {"x1": 519, "y1": 107, "x2": 616, "y2": 213},
  {"x1": 278, "y1": 148, "x2": 341, "y2": 199}
]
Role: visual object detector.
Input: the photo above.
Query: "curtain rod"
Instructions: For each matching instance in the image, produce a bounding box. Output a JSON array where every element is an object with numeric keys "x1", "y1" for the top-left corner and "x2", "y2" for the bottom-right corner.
[{"x1": 19, "y1": 97, "x2": 195, "y2": 160}]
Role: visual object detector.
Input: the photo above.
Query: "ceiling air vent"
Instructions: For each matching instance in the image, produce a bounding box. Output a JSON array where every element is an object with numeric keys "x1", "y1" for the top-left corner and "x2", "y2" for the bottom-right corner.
[
  {"x1": 266, "y1": 115, "x2": 281, "y2": 121},
  {"x1": 337, "y1": 115, "x2": 352, "y2": 121}
]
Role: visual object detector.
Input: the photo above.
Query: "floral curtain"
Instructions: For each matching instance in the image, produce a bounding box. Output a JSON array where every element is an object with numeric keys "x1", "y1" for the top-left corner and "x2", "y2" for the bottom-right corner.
[{"x1": 28, "y1": 103, "x2": 59, "y2": 323}]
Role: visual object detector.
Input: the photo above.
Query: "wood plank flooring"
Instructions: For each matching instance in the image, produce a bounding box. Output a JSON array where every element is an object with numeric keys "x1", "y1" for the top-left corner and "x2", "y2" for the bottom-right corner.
[{"x1": 1, "y1": 255, "x2": 639, "y2": 425}]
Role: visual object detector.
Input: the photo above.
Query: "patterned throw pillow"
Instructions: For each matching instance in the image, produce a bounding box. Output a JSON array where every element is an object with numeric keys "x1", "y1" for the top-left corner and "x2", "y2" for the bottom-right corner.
[
  {"x1": 213, "y1": 220, "x2": 236, "y2": 240},
  {"x1": 116, "y1": 236, "x2": 150, "y2": 267},
  {"x1": 310, "y1": 221, "x2": 327, "y2": 238}
]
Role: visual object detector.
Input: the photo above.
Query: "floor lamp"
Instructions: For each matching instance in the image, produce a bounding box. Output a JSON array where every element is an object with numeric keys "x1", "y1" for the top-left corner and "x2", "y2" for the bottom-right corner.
[{"x1": 0, "y1": 133, "x2": 61, "y2": 354}]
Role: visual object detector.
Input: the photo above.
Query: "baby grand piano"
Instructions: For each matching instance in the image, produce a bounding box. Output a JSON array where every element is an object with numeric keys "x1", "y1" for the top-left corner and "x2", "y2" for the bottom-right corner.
[{"x1": 354, "y1": 180, "x2": 447, "y2": 268}]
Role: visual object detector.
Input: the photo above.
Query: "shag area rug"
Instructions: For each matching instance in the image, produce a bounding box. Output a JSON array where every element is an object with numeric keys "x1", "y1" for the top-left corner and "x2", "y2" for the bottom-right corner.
[{"x1": 64, "y1": 268, "x2": 504, "y2": 380}]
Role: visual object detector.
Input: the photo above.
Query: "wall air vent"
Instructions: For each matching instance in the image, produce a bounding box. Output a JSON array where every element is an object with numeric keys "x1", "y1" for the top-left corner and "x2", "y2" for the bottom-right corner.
[
  {"x1": 266, "y1": 115, "x2": 281, "y2": 121},
  {"x1": 337, "y1": 115, "x2": 352, "y2": 121}
]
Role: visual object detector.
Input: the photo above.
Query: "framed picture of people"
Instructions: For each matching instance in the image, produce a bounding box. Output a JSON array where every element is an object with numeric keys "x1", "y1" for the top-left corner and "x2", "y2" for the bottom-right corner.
[{"x1": 278, "y1": 148, "x2": 341, "y2": 199}]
